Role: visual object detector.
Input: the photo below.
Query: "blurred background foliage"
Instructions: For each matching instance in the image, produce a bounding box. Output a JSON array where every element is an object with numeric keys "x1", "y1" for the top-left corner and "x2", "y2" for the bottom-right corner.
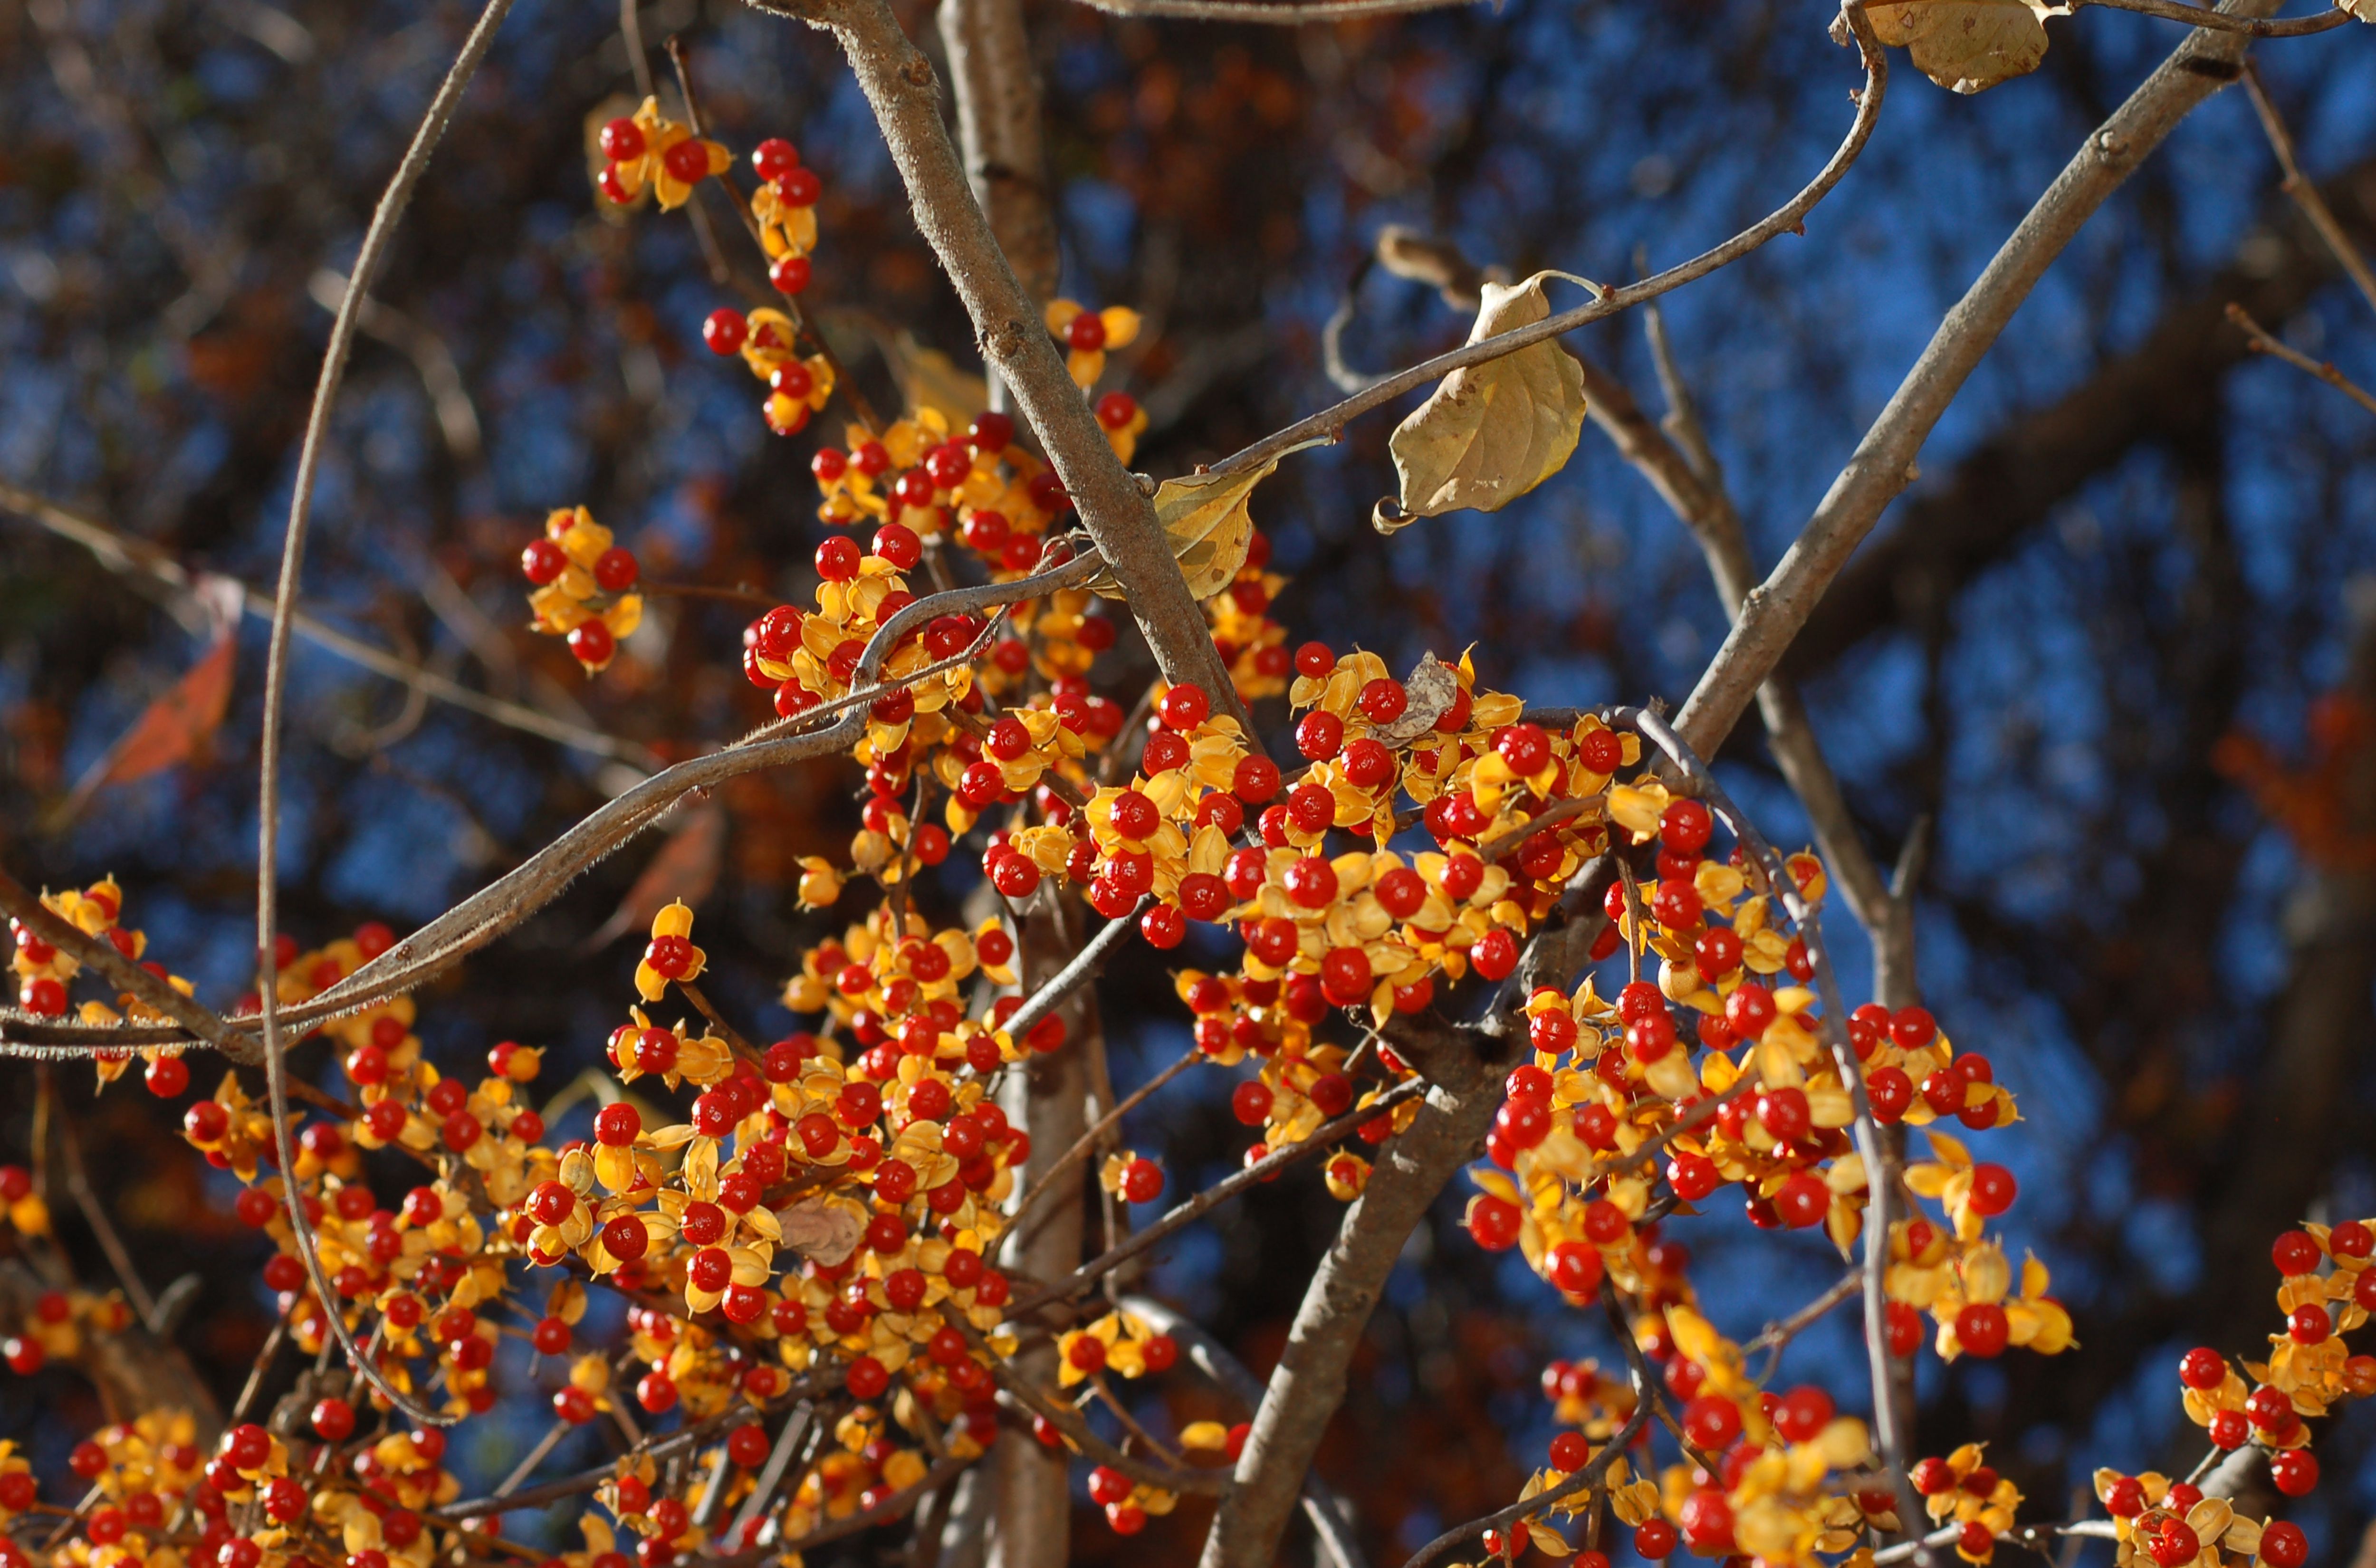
[{"x1": 4, "y1": 0, "x2": 2376, "y2": 1561}]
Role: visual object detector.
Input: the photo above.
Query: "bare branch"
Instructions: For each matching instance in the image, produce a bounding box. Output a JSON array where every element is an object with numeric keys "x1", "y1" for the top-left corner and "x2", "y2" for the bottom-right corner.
[
  {"x1": 2241, "y1": 63, "x2": 2376, "y2": 317},
  {"x1": 0, "y1": 863, "x2": 251, "y2": 1062},
  {"x1": 2229, "y1": 301, "x2": 2376, "y2": 413},
  {"x1": 996, "y1": 895, "x2": 1149, "y2": 1044},
  {"x1": 0, "y1": 559, "x2": 1093, "y2": 1054},
  {"x1": 953, "y1": 1319, "x2": 1230, "y2": 1495},
  {"x1": 2076, "y1": 0, "x2": 2351, "y2": 35},
  {"x1": 939, "y1": 0, "x2": 1058, "y2": 314},
  {"x1": 1399, "y1": 1291, "x2": 1657, "y2": 1568},
  {"x1": 252, "y1": 0, "x2": 519, "y2": 1428},
  {"x1": 1005, "y1": 1075, "x2": 1432, "y2": 1319},
  {"x1": 1061, "y1": 0, "x2": 1485, "y2": 24},
  {"x1": 1619, "y1": 707, "x2": 1925, "y2": 1558},
  {"x1": 1206, "y1": 11, "x2": 1886, "y2": 479},
  {"x1": 755, "y1": 0, "x2": 1261, "y2": 740},
  {"x1": 1576, "y1": 321, "x2": 1919, "y2": 992},
  {"x1": 1121, "y1": 1296, "x2": 1369, "y2": 1568},
  {"x1": 0, "y1": 481, "x2": 660, "y2": 771},
  {"x1": 1007, "y1": 1047, "x2": 1197, "y2": 1230},
  {"x1": 1672, "y1": 0, "x2": 2284, "y2": 761},
  {"x1": 1196, "y1": 1065, "x2": 1504, "y2": 1568},
  {"x1": 1745, "y1": 1269, "x2": 1864, "y2": 1358}
]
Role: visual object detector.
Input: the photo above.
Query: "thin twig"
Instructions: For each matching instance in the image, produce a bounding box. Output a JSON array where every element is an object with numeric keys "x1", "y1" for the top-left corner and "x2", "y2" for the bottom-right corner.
[
  {"x1": 1061, "y1": 0, "x2": 1485, "y2": 22},
  {"x1": 2228, "y1": 302, "x2": 2376, "y2": 414},
  {"x1": 0, "y1": 482, "x2": 658, "y2": 769},
  {"x1": 0, "y1": 863, "x2": 252, "y2": 1061},
  {"x1": 949, "y1": 1319, "x2": 1229, "y2": 1494},
  {"x1": 53, "y1": 1109, "x2": 158, "y2": 1325},
  {"x1": 492, "y1": 1420, "x2": 571, "y2": 1499},
  {"x1": 1746, "y1": 1270, "x2": 1863, "y2": 1364},
  {"x1": 254, "y1": 0, "x2": 520, "y2": 1430},
  {"x1": 2077, "y1": 0, "x2": 2351, "y2": 35},
  {"x1": 1004, "y1": 1074, "x2": 1432, "y2": 1317},
  {"x1": 1206, "y1": 10, "x2": 1886, "y2": 479},
  {"x1": 758, "y1": 0, "x2": 1261, "y2": 741},
  {"x1": 1007, "y1": 1047, "x2": 1197, "y2": 1227},
  {"x1": 1619, "y1": 706, "x2": 1924, "y2": 1560},
  {"x1": 726, "y1": 1405, "x2": 814, "y2": 1545},
  {"x1": 997, "y1": 895, "x2": 1149, "y2": 1044},
  {"x1": 2240, "y1": 63, "x2": 2376, "y2": 318},
  {"x1": 1, "y1": 559, "x2": 1094, "y2": 1053},
  {"x1": 1670, "y1": 0, "x2": 2287, "y2": 764},
  {"x1": 1399, "y1": 1291, "x2": 1656, "y2": 1568},
  {"x1": 620, "y1": 0, "x2": 654, "y2": 97},
  {"x1": 710, "y1": 1452, "x2": 977, "y2": 1566}
]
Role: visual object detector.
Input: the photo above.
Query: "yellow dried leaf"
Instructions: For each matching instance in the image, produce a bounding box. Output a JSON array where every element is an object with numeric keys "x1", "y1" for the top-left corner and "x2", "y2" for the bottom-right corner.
[
  {"x1": 1085, "y1": 438, "x2": 1325, "y2": 602},
  {"x1": 1868, "y1": 0, "x2": 2062, "y2": 94},
  {"x1": 1375, "y1": 273, "x2": 1590, "y2": 532}
]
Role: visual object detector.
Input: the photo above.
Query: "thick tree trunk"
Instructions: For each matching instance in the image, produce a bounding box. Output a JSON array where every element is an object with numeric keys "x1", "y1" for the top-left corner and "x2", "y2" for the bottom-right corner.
[{"x1": 987, "y1": 894, "x2": 1093, "y2": 1568}]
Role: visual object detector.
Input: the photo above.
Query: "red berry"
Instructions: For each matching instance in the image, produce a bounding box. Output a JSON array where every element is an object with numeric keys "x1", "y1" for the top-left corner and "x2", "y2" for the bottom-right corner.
[
  {"x1": 145, "y1": 1054, "x2": 191, "y2": 1098},
  {"x1": 702, "y1": 309, "x2": 747, "y2": 355},
  {"x1": 2270, "y1": 1448, "x2": 2319, "y2": 1497},
  {"x1": 1467, "y1": 1195, "x2": 1522, "y2": 1251},
  {"x1": 2273, "y1": 1229, "x2": 2322, "y2": 1276},
  {"x1": 659, "y1": 136, "x2": 710, "y2": 184},
  {"x1": 1955, "y1": 1302, "x2": 2010, "y2": 1358},
  {"x1": 566, "y1": 620, "x2": 614, "y2": 668},
  {"x1": 1065, "y1": 312, "x2": 1106, "y2": 353},
  {"x1": 1659, "y1": 799, "x2": 1713, "y2": 852},
  {"x1": 776, "y1": 164, "x2": 823, "y2": 205},
  {"x1": 2262, "y1": 1523, "x2": 2309, "y2": 1568},
  {"x1": 2178, "y1": 1347, "x2": 2226, "y2": 1390},
  {"x1": 1967, "y1": 1163, "x2": 2017, "y2": 1216},
  {"x1": 753, "y1": 138, "x2": 800, "y2": 182},
  {"x1": 599, "y1": 118, "x2": 645, "y2": 162},
  {"x1": 1681, "y1": 1394, "x2": 1740, "y2": 1450},
  {"x1": 2146, "y1": 1522, "x2": 2198, "y2": 1568},
  {"x1": 1772, "y1": 1172, "x2": 1829, "y2": 1229},
  {"x1": 769, "y1": 255, "x2": 812, "y2": 296},
  {"x1": 1546, "y1": 1240, "x2": 1601, "y2": 1297}
]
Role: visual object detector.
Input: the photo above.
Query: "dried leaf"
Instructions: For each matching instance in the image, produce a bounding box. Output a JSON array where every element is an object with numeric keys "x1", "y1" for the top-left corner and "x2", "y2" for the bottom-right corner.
[
  {"x1": 1868, "y1": 0, "x2": 2063, "y2": 94},
  {"x1": 1372, "y1": 654, "x2": 1463, "y2": 746},
  {"x1": 1375, "y1": 272, "x2": 1589, "y2": 533},
  {"x1": 777, "y1": 1197, "x2": 865, "y2": 1266},
  {"x1": 1084, "y1": 439, "x2": 1323, "y2": 602},
  {"x1": 62, "y1": 578, "x2": 244, "y2": 820}
]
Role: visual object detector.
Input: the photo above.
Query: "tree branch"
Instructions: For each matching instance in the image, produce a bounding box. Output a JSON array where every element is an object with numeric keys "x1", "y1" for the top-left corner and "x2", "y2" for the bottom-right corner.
[
  {"x1": 251, "y1": 0, "x2": 519, "y2": 1429},
  {"x1": 1003, "y1": 1074, "x2": 1433, "y2": 1319},
  {"x1": 0, "y1": 560, "x2": 1092, "y2": 1053},
  {"x1": 1784, "y1": 153, "x2": 2376, "y2": 680},
  {"x1": 1399, "y1": 1291, "x2": 1657, "y2": 1568},
  {"x1": 2229, "y1": 302, "x2": 2376, "y2": 413},
  {"x1": 1061, "y1": 0, "x2": 1484, "y2": 20},
  {"x1": 1196, "y1": 1062, "x2": 1504, "y2": 1568},
  {"x1": 1119, "y1": 1296, "x2": 1369, "y2": 1568},
  {"x1": 2075, "y1": 0, "x2": 2349, "y2": 34},
  {"x1": 1204, "y1": 7, "x2": 1886, "y2": 480},
  {"x1": 0, "y1": 482, "x2": 659, "y2": 771},
  {"x1": 2241, "y1": 62, "x2": 2376, "y2": 317},
  {"x1": 938, "y1": 0, "x2": 1058, "y2": 317},
  {"x1": 1672, "y1": 0, "x2": 2284, "y2": 761},
  {"x1": 754, "y1": 0, "x2": 1258, "y2": 738},
  {"x1": 0, "y1": 863, "x2": 253, "y2": 1062}
]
